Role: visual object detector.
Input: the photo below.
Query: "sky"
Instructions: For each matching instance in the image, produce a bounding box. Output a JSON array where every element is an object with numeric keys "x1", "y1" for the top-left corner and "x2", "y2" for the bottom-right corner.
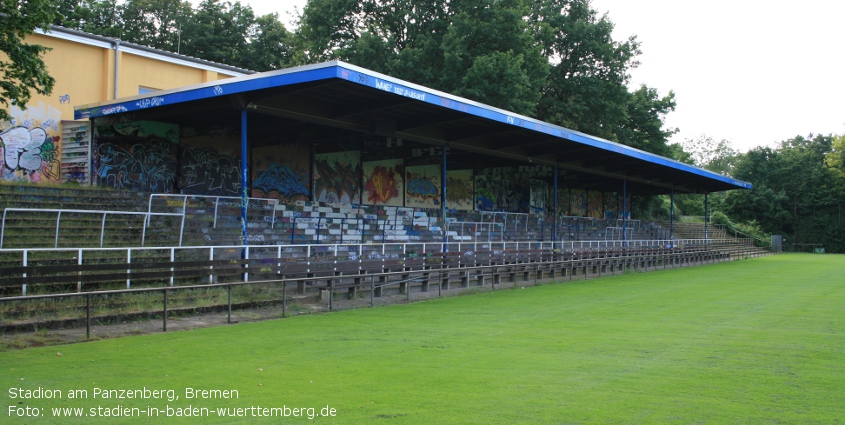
[{"x1": 202, "y1": 0, "x2": 845, "y2": 152}]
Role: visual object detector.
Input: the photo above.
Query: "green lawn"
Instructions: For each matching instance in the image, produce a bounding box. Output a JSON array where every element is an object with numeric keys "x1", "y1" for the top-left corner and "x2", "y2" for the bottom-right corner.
[{"x1": 3, "y1": 254, "x2": 844, "y2": 424}]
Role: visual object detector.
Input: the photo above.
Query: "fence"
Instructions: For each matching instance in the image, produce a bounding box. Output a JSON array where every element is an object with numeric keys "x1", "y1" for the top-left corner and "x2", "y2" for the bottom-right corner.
[
  {"x1": 0, "y1": 237, "x2": 760, "y2": 295},
  {"x1": 0, "y1": 208, "x2": 184, "y2": 249},
  {"x1": 147, "y1": 194, "x2": 279, "y2": 229},
  {"x1": 0, "y1": 238, "x2": 771, "y2": 338}
]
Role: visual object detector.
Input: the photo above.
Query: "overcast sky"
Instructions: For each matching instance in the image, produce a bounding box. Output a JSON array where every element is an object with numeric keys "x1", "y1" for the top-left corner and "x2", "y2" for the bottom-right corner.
[{"x1": 209, "y1": 0, "x2": 845, "y2": 152}]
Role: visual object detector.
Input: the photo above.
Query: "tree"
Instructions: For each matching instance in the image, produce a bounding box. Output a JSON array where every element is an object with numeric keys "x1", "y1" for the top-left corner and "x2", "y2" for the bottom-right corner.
[
  {"x1": 723, "y1": 134, "x2": 845, "y2": 252},
  {"x1": 242, "y1": 13, "x2": 293, "y2": 71},
  {"x1": 680, "y1": 134, "x2": 740, "y2": 175},
  {"x1": 118, "y1": 0, "x2": 193, "y2": 52},
  {"x1": 179, "y1": 0, "x2": 255, "y2": 64},
  {"x1": 531, "y1": 0, "x2": 636, "y2": 138},
  {"x1": 0, "y1": 0, "x2": 58, "y2": 122},
  {"x1": 616, "y1": 85, "x2": 676, "y2": 156},
  {"x1": 296, "y1": 0, "x2": 549, "y2": 116},
  {"x1": 52, "y1": 0, "x2": 294, "y2": 71},
  {"x1": 53, "y1": 0, "x2": 122, "y2": 38}
]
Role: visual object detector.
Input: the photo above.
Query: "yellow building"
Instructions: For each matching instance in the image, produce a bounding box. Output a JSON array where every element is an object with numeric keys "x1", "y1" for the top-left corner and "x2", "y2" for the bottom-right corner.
[{"x1": 0, "y1": 25, "x2": 251, "y2": 184}]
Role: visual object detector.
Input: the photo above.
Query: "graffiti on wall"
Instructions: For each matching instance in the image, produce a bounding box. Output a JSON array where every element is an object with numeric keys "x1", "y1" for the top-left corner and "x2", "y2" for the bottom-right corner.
[
  {"x1": 314, "y1": 151, "x2": 361, "y2": 205},
  {"x1": 530, "y1": 179, "x2": 549, "y2": 215},
  {"x1": 587, "y1": 190, "x2": 603, "y2": 218},
  {"x1": 1, "y1": 126, "x2": 61, "y2": 182},
  {"x1": 93, "y1": 121, "x2": 179, "y2": 192},
  {"x1": 503, "y1": 179, "x2": 529, "y2": 212},
  {"x1": 559, "y1": 187, "x2": 570, "y2": 216},
  {"x1": 604, "y1": 192, "x2": 618, "y2": 219},
  {"x1": 405, "y1": 164, "x2": 440, "y2": 208},
  {"x1": 475, "y1": 167, "x2": 533, "y2": 212},
  {"x1": 363, "y1": 159, "x2": 403, "y2": 206},
  {"x1": 252, "y1": 144, "x2": 309, "y2": 202},
  {"x1": 570, "y1": 189, "x2": 586, "y2": 216},
  {"x1": 179, "y1": 146, "x2": 240, "y2": 196},
  {"x1": 253, "y1": 163, "x2": 309, "y2": 201},
  {"x1": 96, "y1": 139, "x2": 177, "y2": 192},
  {"x1": 446, "y1": 169, "x2": 474, "y2": 211},
  {"x1": 475, "y1": 175, "x2": 498, "y2": 211},
  {"x1": 1, "y1": 102, "x2": 62, "y2": 183}
]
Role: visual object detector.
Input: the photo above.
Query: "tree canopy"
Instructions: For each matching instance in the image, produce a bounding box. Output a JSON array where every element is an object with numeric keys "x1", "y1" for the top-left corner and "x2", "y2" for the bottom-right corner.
[
  {"x1": 296, "y1": 0, "x2": 676, "y2": 153},
  {"x1": 0, "y1": 0, "x2": 58, "y2": 121},
  {"x1": 52, "y1": 0, "x2": 292, "y2": 71},
  {"x1": 669, "y1": 133, "x2": 845, "y2": 253}
]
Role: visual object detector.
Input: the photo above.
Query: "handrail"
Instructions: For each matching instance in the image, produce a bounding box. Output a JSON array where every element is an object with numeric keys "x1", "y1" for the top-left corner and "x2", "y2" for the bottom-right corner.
[
  {"x1": 0, "y1": 237, "x2": 756, "y2": 256},
  {"x1": 0, "y1": 239, "x2": 764, "y2": 304},
  {"x1": 604, "y1": 226, "x2": 633, "y2": 241},
  {"x1": 147, "y1": 194, "x2": 279, "y2": 229},
  {"x1": 0, "y1": 208, "x2": 183, "y2": 249},
  {"x1": 0, "y1": 237, "x2": 760, "y2": 295}
]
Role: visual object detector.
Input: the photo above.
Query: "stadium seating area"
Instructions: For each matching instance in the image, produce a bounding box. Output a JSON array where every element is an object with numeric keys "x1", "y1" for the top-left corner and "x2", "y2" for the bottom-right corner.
[
  {"x1": 1, "y1": 184, "x2": 664, "y2": 249},
  {"x1": 0, "y1": 184, "x2": 771, "y2": 301}
]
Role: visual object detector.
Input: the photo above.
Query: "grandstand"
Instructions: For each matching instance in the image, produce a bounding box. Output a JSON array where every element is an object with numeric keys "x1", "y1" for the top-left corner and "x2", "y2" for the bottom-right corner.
[{"x1": 0, "y1": 61, "x2": 769, "y2": 333}]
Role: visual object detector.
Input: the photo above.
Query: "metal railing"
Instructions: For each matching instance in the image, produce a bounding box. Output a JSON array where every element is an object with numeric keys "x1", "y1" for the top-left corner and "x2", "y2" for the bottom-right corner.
[
  {"x1": 448, "y1": 221, "x2": 504, "y2": 242},
  {"x1": 0, "y1": 238, "x2": 772, "y2": 338},
  {"x1": 148, "y1": 194, "x2": 279, "y2": 229},
  {"x1": 0, "y1": 208, "x2": 184, "y2": 249},
  {"x1": 0, "y1": 237, "x2": 759, "y2": 293},
  {"x1": 605, "y1": 227, "x2": 633, "y2": 240}
]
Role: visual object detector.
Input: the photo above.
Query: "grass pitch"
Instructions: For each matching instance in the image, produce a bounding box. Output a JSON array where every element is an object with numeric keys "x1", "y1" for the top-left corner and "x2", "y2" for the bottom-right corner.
[{"x1": 3, "y1": 253, "x2": 844, "y2": 424}]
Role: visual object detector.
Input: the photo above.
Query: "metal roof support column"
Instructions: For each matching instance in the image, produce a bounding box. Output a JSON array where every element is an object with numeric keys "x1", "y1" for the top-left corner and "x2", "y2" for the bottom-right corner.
[
  {"x1": 670, "y1": 188, "x2": 675, "y2": 242},
  {"x1": 553, "y1": 166, "x2": 558, "y2": 247},
  {"x1": 441, "y1": 146, "x2": 448, "y2": 247},
  {"x1": 622, "y1": 178, "x2": 627, "y2": 246},
  {"x1": 704, "y1": 193, "x2": 709, "y2": 244},
  {"x1": 241, "y1": 109, "x2": 249, "y2": 246}
]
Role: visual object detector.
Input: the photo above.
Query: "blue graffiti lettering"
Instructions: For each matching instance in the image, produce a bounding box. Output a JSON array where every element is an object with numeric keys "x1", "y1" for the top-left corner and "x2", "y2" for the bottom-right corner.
[{"x1": 253, "y1": 163, "x2": 309, "y2": 199}]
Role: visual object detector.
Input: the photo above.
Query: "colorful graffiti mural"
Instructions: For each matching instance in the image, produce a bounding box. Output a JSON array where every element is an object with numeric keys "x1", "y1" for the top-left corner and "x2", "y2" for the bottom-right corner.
[
  {"x1": 1, "y1": 126, "x2": 61, "y2": 182},
  {"x1": 560, "y1": 187, "x2": 570, "y2": 216},
  {"x1": 96, "y1": 139, "x2": 177, "y2": 192},
  {"x1": 475, "y1": 168, "x2": 531, "y2": 212},
  {"x1": 179, "y1": 146, "x2": 240, "y2": 196},
  {"x1": 405, "y1": 164, "x2": 440, "y2": 208},
  {"x1": 1, "y1": 102, "x2": 63, "y2": 183},
  {"x1": 587, "y1": 190, "x2": 603, "y2": 218},
  {"x1": 604, "y1": 192, "x2": 618, "y2": 219},
  {"x1": 529, "y1": 179, "x2": 548, "y2": 215},
  {"x1": 252, "y1": 164, "x2": 309, "y2": 200},
  {"x1": 475, "y1": 167, "x2": 535, "y2": 213},
  {"x1": 570, "y1": 189, "x2": 587, "y2": 216},
  {"x1": 93, "y1": 121, "x2": 179, "y2": 192},
  {"x1": 252, "y1": 144, "x2": 310, "y2": 202},
  {"x1": 446, "y1": 169, "x2": 474, "y2": 211},
  {"x1": 314, "y1": 151, "x2": 361, "y2": 204},
  {"x1": 363, "y1": 159, "x2": 403, "y2": 206},
  {"x1": 475, "y1": 175, "x2": 498, "y2": 211}
]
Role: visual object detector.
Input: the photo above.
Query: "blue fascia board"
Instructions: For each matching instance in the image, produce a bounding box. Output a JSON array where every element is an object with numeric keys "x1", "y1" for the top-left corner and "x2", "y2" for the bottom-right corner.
[
  {"x1": 74, "y1": 60, "x2": 751, "y2": 191},
  {"x1": 73, "y1": 62, "x2": 340, "y2": 119},
  {"x1": 333, "y1": 62, "x2": 751, "y2": 190}
]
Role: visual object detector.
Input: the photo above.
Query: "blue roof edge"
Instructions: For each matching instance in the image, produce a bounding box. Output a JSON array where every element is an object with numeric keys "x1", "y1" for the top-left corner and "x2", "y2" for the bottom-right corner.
[{"x1": 74, "y1": 60, "x2": 752, "y2": 191}]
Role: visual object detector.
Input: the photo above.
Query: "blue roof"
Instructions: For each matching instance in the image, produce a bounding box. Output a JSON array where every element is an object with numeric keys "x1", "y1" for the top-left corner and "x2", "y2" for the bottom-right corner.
[{"x1": 75, "y1": 60, "x2": 751, "y2": 193}]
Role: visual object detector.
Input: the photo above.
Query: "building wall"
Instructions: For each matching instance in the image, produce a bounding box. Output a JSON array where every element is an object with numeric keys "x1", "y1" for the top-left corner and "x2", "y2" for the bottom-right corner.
[{"x1": 0, "y1": 30, "x2": 247, "y2": 185}]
